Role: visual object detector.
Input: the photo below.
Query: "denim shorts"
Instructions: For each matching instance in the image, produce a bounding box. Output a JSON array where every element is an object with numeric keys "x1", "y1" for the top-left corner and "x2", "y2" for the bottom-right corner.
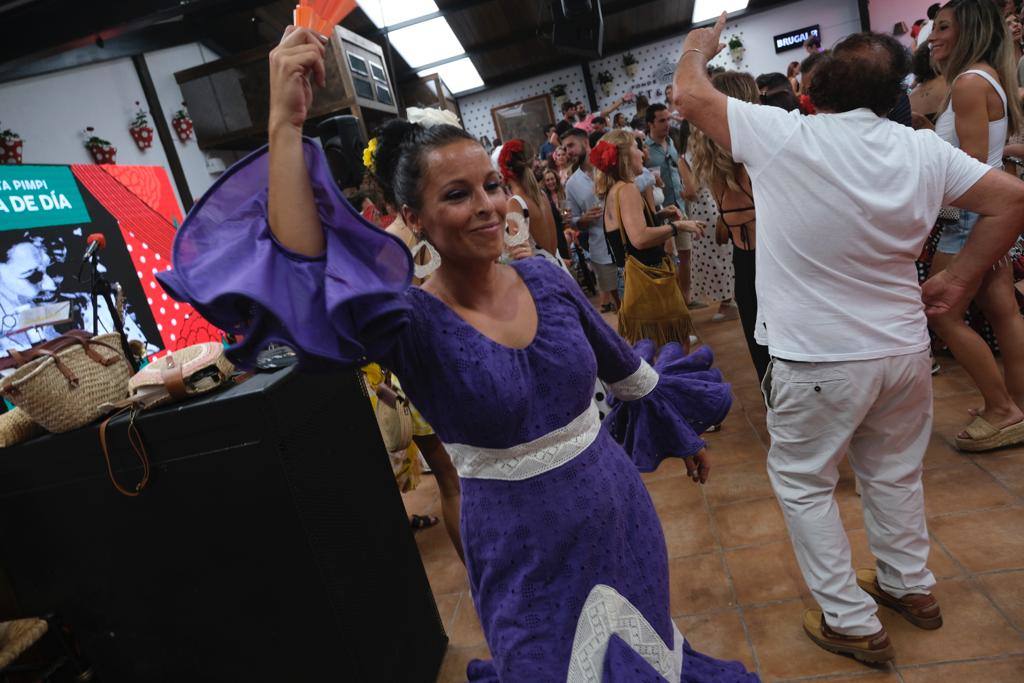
[{"x1": 937, "y1": 210, "x2": 980, "y2": 255}]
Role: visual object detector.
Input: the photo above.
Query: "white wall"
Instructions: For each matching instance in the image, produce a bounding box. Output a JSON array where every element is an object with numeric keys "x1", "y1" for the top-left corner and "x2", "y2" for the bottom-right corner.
[
  {"x1": 867, "y1": 0, "x2": 936, "y2": 48},
  {"x1": 0, "y1": 42, "x2": 235, "y2": 213},
  {"x1": 457, "y1": 0, "x2": 863, "y2": 142},
  {"x1": 458, "y1": 65, "x2": 591, "y2": 144},
  {"x1": 144, "y1": 43, "x2": 240, "y2": 203},
  {"x1": 0, "y1": 58, "x2": 186, "y2": 207}
]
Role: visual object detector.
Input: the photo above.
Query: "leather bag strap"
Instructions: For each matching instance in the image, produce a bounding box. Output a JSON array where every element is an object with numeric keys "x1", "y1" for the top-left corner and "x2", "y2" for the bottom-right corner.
[
  {"x1": 99, "y1": 407, "x2": 151, "y2": 497},
  {"x1": 159, "y1": 355, "x2": 189, "y2": 400}
]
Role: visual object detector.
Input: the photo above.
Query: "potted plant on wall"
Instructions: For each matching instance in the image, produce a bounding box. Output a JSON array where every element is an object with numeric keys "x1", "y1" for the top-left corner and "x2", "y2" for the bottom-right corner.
[
  {"x1": 728, "y1": 35, "x2": 745, "y2": 61},
  {"x1": 597, "y1": 70, "x2": 614, "y2": 97},
  {"x1": 83, "y1": 127, "x2": 117, "y2": 164},
  {"x1": 171, "y1": 102, "x2": 194, "y2": 143},
  {"x1": 0, "y1": 123, "x2": 23, "y2": 165},
  {"x1": 622, "y1": 52, "x2": 638, "y2": 78},
  {"x1": 550, "y1": 84, "x2": 568, "y2": 109},
  {"x1": 129, "y1": 101, "x2": 155, "y2": 151}
]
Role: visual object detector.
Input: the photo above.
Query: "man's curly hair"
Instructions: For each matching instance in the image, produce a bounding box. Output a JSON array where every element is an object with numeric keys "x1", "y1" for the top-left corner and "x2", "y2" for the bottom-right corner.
[{"x1": 806, "y1": 33, "x2": 912, "y2": 116}]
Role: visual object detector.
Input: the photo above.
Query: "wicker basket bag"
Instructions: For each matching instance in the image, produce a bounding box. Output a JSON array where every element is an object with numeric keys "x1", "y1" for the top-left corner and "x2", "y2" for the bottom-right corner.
[{"x1": 0, "y1": 332, "x2": 131, "y2": 433}]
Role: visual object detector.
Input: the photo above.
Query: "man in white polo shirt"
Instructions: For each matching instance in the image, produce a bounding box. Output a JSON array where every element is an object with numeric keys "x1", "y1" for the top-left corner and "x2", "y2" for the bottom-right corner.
[{"x1": 674, "y1": 14, "x2": 1024, "y2": 663}]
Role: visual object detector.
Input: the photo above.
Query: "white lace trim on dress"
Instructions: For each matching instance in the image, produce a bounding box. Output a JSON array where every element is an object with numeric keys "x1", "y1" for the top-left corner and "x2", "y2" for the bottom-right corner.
[
  {"x1": 444, "y1": 402, "x2": 601, "y2": 481},
  {"x1": 566, "y1": 584, "x2": 684, "y2": 682},
  {"x1": 608, "y1": 360, "x2": 659, "y2": 401}
]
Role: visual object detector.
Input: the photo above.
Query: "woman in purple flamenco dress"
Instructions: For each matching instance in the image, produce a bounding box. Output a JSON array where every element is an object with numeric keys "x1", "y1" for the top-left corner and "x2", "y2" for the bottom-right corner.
[{"x1": 157, "y1": 28, "x2": 760, "y2": 683}]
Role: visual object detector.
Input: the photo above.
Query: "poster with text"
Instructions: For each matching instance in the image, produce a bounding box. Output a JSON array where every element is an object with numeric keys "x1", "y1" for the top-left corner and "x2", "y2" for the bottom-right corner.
[{"x1": 0, "y1": 164, "x2": 221, "y2": 359}]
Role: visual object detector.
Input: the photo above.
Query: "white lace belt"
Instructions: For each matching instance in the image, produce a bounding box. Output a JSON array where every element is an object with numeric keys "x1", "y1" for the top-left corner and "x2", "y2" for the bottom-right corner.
[{"x1": 444, "y1": 402, "x2": 602, "y2": 481}]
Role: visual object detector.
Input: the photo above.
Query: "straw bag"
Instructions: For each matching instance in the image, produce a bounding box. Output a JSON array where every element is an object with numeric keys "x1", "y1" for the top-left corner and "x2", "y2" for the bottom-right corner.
[
  {"x1": 0, "y1": 408, "x2": 44, "y2": 447},
  {"x1": 0, "y1": 331, "x2": 130, "y2": 433},
  {"x1": 373, "y1": 371, "x2": 413, "y2": 453},
  {"x1": 99, "y1": 342, "x2": 235, "y2": 497}
]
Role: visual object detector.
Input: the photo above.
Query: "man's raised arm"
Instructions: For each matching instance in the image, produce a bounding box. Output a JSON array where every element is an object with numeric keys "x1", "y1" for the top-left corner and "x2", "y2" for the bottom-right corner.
[{"x1": 672, "y1": 12, "x2": 732, "y2": 153}]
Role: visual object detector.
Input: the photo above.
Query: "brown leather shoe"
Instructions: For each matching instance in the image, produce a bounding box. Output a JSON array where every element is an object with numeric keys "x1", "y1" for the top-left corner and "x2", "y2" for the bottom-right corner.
[
  {"x1": 802, "y1": 609, "x2": 895, "y2": 663},
  {"x1": 856, "y1": 568, "x2": 942, "y2": 630}
]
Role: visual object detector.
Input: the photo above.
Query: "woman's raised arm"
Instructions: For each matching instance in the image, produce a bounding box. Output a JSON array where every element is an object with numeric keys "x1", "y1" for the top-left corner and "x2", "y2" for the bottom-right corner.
[{"x1": 268, "y1": 27, "x2": 328, "y2": 258}]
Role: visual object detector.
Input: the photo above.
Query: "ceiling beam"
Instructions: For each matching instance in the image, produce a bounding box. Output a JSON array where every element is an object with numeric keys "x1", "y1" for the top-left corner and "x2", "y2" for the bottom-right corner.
[
  {"x1": 437, "y1": 0, "x2": 792, "y2": 92},
  {"x1": 453, "y1": 0, "x2": 664, "y2": 59},
  {"x1": 0, "y1": 20, "x2": 204, "y2": 84},
  {"x1": 0, "y1": 0, "x2": 270, "y2": 66}
]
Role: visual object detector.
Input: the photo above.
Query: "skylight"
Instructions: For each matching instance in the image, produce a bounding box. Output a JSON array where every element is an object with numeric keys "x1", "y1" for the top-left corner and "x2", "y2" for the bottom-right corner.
[
  {"x1": 387, "y1": 17, "x2": 464, "y2": 68},
  {"x1": 692, "y1": 0, "x2": 750, "y2": 24},
  {"x1": 358, "y1": 0, "x2": 486, "y2": 96},
  {"x1": 419, "y1": 57, "x2": 484, "y2": 94},
  {"x1": 356, "y1": 0, "x2": 439, "y2": 28}
]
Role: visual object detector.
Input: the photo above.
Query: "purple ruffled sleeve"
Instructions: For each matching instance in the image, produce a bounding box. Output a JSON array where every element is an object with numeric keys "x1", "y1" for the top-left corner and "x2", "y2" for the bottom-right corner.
[
  {"x1": 558, "y1": 268, "x2": 732, "y2": 470},
  {"x1": 603, "y1": 340, "x2": 732, "y2": 470},
  {"x1": 156, "y1": 139, "x2": 412, "y2": 369}
]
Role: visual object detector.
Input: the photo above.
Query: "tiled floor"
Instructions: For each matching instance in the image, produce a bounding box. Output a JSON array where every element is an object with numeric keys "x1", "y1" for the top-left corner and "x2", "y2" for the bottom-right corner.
[{"x1": 402, "y1": 307, "x2": 1024, "y2": 682}]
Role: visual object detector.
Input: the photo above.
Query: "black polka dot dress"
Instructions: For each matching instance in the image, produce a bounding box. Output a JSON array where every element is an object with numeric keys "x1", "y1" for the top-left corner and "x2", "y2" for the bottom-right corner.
[{"x1": 688, "y1": 187, "x2": 734, "y2": 304}]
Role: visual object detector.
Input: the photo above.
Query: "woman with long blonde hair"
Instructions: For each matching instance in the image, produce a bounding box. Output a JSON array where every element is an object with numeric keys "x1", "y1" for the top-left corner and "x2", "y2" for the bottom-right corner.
[
  {"x1": 689, "y1": 71, "x2": 771, "y2": 382},
  {"x1": 593, "y1": 129, "x2": 704, "y2": 348},
  {"x1": 926, "y1": 0, "x2": 1024, "y2": 451}
]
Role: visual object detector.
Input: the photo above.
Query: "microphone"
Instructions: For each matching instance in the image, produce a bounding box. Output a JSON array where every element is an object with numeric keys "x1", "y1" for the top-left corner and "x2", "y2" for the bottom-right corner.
[{"x1": 82, "y1": 233, "x2": 106, "y2": 261}]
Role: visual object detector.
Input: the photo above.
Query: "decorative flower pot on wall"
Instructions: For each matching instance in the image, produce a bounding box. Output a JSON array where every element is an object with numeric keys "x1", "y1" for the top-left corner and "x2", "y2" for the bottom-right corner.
[
  {"x1": 87, "y1": 143, "x2": 117, "y2": 165},
  {"x1": 130, "y1": 125, "x2": 154, "y2": 150},
  {"x1": 172, "y1": 104, "x2": 194, "y2": 143},
  {"x1": 0, "y1": 136, "x2": 22, "y2": 164},
  {"x1": 172, "y1": 115, "x2": 193, "y2": 142},
  {"x1": 624, "y1": 63, "x2": 638, "y2": 78}
]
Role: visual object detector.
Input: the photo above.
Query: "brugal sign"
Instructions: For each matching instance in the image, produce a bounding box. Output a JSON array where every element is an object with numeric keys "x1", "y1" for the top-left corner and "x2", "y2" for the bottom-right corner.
[{"x1": 774, "y1": 25, "x2": 820, "y2": 53}]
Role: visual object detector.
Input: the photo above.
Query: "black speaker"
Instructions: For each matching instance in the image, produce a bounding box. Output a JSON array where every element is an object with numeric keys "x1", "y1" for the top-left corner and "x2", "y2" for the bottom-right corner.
[
  {"x1": 552, "y1": 0, "x2": 604, "y2": 57},
  {"x1": 317, "y1": 114, "x2": 367, "y2": 191},
  {"x1": 0, "y1": 368, "x2": 448, "y2": 682}
]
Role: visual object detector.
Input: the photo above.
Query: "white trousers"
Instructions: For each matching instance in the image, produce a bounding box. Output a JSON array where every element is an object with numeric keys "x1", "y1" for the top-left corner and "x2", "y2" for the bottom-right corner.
[{"x1": 763, "y1": 350, "x2": 935, "y2": 636}]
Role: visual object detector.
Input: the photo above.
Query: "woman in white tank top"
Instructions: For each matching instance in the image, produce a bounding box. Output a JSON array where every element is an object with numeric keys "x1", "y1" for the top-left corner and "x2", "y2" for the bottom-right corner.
[{"x1": 926, "y1": 0, "x2": 1024, "y2": 451}]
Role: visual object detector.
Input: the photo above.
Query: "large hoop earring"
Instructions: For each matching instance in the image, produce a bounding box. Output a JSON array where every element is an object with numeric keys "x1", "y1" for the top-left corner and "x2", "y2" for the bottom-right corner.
[
  {"x1": 504, "y1": 213, "x2": 531, "y2": 248},
  {"x1": 410, "y1": 238, "x2": 441, "y2": 279}
]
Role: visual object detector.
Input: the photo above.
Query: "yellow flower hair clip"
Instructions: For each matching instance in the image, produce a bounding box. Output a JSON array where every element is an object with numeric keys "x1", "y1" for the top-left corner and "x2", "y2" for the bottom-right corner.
[{"x1": 362, "y1": 137, "x2": 378, "y2": 172}]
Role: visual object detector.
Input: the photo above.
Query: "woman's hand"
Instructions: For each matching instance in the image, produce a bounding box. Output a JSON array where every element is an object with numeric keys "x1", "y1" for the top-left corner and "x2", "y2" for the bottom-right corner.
[
  {"x1": 269, "y1": 26, "x2": 326, "y2": 133},
  {"x1": 684, "y1": 449, "x2": 711, "y2": 484},
  {"x1": 657, "y1": 205, "x2": 683, "y2": 222},
  {"x1": 674, "y1": 220, "x2": 706, "y2": 238},
  {"x1": 508, "y1": 243, "x2": 534, "y2": 260}
]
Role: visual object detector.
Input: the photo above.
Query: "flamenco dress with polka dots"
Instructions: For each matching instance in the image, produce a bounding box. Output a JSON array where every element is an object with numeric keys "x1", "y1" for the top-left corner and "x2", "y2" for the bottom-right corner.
[{"x1": 157, "y1": 141, "x2": 757, "y2": 682}]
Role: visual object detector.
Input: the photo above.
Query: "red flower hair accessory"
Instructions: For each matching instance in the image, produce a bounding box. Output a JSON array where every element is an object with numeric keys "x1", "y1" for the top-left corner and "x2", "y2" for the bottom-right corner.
[
  {"x1": 799, "y1": 94, "x2": 817, "y2": 115},
  {"x1": 497, "y1": 138, "x2": 525, "y2": 182},
  {"x1": 589, "y1": 140, "x2": 619, "y2": 174}
]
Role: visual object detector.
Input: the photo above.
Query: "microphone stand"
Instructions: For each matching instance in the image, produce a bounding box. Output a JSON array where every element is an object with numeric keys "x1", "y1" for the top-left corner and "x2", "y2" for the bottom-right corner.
[{"x1": 85, "y1": 251, "x2": 139, "y2": 373}]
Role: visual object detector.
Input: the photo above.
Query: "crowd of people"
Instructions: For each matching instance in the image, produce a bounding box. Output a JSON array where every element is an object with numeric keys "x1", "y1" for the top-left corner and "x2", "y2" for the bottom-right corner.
[{"x1": 156, "y1": 1, "x2": 1024, "y2": 679}]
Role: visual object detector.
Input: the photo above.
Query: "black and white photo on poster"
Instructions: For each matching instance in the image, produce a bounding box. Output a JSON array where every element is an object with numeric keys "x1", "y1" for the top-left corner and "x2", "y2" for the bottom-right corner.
[{"x1": 0, "y1": 216, "x2": 162, "y2": 359}]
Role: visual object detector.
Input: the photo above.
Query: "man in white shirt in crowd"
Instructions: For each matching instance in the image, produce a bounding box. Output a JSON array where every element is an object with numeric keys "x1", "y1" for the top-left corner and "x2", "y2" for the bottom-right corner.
[{"x1": 674, "y1": 14, "x2": 1024, "y2": 663}]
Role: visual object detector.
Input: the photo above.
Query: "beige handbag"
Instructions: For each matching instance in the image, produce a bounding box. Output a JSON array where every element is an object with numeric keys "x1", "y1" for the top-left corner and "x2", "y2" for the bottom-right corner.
[
  {"x1": 123, "y1": 342, "x2": 235, "y2": 410},
  {"x1": 99, "y1": 342, "x2": 236, "y2": 496},
  {"x1": 372, "y1": 372, "x2": 413, "y2": 453},
  {"x1": 0, "y1": 331, "x2": 131, "y2": 433}
]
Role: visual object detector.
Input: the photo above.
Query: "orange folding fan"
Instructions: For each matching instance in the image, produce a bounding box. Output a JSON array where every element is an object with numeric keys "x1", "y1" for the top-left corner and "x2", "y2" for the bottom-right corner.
[{"x1": 293, "y1": 0, "x2": 357, "y2": 38}]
